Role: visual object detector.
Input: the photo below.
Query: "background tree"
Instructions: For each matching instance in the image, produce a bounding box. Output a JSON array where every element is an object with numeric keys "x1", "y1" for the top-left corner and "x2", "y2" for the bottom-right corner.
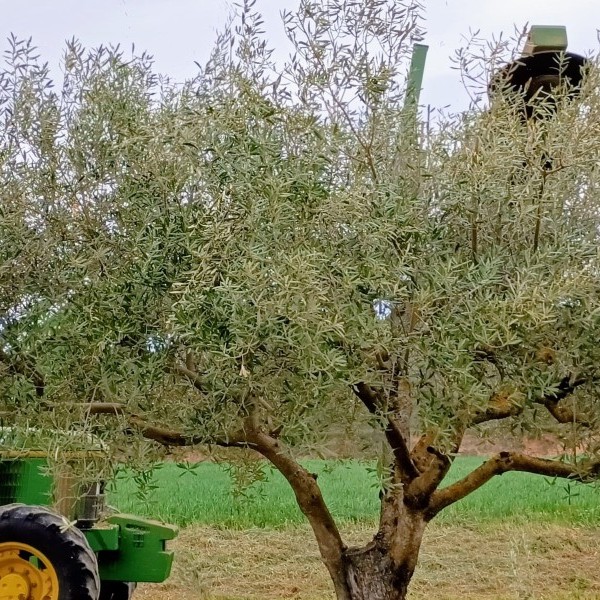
[{"x1": 0, "y1": 1, "x2": 599, "y2": 599}]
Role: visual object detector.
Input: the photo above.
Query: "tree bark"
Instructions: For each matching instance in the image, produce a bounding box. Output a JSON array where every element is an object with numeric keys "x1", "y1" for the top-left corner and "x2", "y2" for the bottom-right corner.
[{"x1": 338, "y1": 508, "x2": 426, "y2": 600}]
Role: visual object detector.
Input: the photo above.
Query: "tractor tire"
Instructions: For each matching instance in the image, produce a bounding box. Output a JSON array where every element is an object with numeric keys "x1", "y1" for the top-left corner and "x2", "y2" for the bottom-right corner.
[
  {"x1": 99, "y1": 581, "x2": 137, "y2": 600},
  {"x1": 0, "y1": 503, "x2": 100, "y2": 600}
]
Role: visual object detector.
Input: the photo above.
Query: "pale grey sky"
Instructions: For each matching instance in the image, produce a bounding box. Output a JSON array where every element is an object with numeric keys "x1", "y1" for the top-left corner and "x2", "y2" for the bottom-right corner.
[{"x1": 2, "y1": 0, "x2": 599, "y2": 110}]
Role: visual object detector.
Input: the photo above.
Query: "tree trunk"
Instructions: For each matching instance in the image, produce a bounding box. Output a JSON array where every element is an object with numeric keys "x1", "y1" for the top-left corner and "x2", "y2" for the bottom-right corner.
[
  {"x1": 342, "y1": 544, "x2": 412, "y2": 600},
  {"x1": 334, "y1": 510, "x2": 426, "y2": 600}
]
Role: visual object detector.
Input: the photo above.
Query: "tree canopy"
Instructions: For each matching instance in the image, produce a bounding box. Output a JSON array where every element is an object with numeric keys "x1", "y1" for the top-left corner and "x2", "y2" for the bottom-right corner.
[{"x1": 1, "y1": 1, "x2": 599, "y2": 598}]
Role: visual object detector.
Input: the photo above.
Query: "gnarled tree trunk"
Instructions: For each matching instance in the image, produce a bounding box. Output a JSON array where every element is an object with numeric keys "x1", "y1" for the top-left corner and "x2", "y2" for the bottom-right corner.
[
  {"x1": 342, "y1": 544, "x2": 414, "y2": 600},
  {"x1": 331, "y1": 507, "x2": 426, "y2": 600},
  {"x1": 244, "y1": 422, "x2": 430, "y2": 600}
]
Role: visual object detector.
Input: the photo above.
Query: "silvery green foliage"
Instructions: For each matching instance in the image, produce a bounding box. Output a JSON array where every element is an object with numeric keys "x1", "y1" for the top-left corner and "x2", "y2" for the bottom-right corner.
[{"x1": 0, "y1": 0, "x2": 598, "y2": 468}]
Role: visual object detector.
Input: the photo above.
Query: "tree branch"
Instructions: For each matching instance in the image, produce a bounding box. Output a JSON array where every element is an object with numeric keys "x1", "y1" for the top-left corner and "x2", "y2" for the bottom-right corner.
[
  {"x1": 395, "y1": 374, "x2": 592, "y2": 507},
  {"x1": 128, "y1": 415, "x2": 210, "y2": 446},
  {"x1": 243, "y1": 425, "x2": 347, "y2": 598},
  {"x1": 470, "y1": 395, "x2": 523, "y2": 425},
  {"x1": 81, "y1": 402, "x2": 125, "y2": 415},
  {"x1": 172, "y1": 361, "x2": 205, "y2": 393},
  {"x1": 352, "y1": 382, "x2": 419, "y2": 481},
  {"x1": 537, "y1": 376, "x2": 591, "y2": 426},
  {"x1": 81, "y1": 402, "x2": 245, "y2": 447},
  {"x1": 405, "y1": 432, "x2": 453, "y2": 505},
  {"x1": 467, "y1": 375, "x2": 591, "y2": 429},
  {"x1": 428, "y1": 451, "x2": 600, "y2": 516},
  {"x1": 83, "y1": 399, "x2": 346, "y2": 597}
]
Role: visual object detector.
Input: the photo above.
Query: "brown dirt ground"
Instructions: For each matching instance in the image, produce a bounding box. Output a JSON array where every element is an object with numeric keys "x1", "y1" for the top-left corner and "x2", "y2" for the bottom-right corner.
[
  {"x1": 168, "y1": 431, "x2": 570, "y2": 465},
  {"x1": 135, "y1": 522, "x2": 600, "y2": 600}
]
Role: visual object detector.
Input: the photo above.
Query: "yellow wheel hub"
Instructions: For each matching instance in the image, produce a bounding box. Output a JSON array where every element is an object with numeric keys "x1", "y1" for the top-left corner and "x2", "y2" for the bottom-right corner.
[{"x1": 0, "y1": 542, "x2": 59, "y2": 600}]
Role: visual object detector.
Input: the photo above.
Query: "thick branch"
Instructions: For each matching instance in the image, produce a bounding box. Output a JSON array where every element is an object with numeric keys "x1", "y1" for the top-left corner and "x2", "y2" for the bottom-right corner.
[
  {"x1": 128, "y1": 416, "x2": 209, "y2": 446},
  {"x1": 86, "y1": 401, "x2": 346, "y2": 594},
  {"x1": 242, "y1": 426, "x2": 348, "y2": 599},
  {"x1": 544, "y1": 401, "x2": 590, "y2": 426},
  {"x1": 405, "y1": 432, "x2": 453, "y2": 505},
  {"x1": 352, "y1": 381, "x2": 378, "y2": 412},
  {"x1": 401, "y1": 375, "x2": 590, "y2": 506},
  {"x1": 352, "y1": 382, "x2": 419, "y2": 481},
  {"x1": 81, "y1": 402, "x2": 245, "y2": 447},
  {"x1": 428, "y1": 451, "x2": 600, "y2": 516},
  {"x1": 89, "y1": 403, "x2": 346, "y2": 593},
  {"x1": 537, "y1": 376, "x2": 591, "y2": 426},
  {"x1": 468, "y1": 376, "x2": 591, "y2": 428}
]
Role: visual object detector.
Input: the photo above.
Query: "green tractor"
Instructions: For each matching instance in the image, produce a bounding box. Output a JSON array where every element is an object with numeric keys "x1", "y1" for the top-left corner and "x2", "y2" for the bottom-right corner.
[{"x1": 0, "y1": 431, "x2": 177, "y2": 600}]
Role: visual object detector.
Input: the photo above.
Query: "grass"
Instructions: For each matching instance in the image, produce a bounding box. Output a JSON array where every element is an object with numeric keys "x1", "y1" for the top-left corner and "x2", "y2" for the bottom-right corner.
[
  {"x1": 108, "y1": 456, "x2": 600, "y2": 528},
  {"x1": 109, "y1": 457, "x2": 600, "y2": 599}
]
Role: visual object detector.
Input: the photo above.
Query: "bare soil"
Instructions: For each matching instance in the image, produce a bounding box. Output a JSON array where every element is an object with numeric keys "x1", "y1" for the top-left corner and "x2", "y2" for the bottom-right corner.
[
  {"x1": 136, "y1": 522, "x2": 599, "y2": 600},
  {"x1": 168, "y1": 430, "x2": 569, "y2": 465},
  {"x1": 458, "y1": 431, "x2": 570, "y2": 457}
]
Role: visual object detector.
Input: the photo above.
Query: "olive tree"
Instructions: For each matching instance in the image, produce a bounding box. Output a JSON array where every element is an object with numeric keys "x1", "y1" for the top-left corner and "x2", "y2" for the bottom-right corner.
[{"x1": 1, "y1": 2, "x2": 599, "y2": 599}]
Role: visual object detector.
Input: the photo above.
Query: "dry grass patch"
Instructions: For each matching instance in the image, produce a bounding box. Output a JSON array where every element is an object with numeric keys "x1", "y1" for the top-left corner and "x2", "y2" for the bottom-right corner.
[{"x1": 135, "y1": 523, "x2": 599, "y2": 600}]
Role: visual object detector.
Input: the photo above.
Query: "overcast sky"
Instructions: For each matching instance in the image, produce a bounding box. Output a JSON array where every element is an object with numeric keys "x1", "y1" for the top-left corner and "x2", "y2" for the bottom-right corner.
[{"x1": 2, "y1": 0, "x2": 599, "y2": 111}]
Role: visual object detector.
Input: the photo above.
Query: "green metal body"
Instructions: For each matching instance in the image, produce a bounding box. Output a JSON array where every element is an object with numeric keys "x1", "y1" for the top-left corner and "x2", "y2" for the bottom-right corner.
[
  {"x1": 92, "y1": 515, "x2": 177, "y2": 582},
  {"x1": 404, "y1": 43, "x2": 429, "y2": 109},
  {"x1": 522, "y1": 25, "x2": 568, "y2": 56},
  {"x1": 0, "y1": 458, "x2": 52, "y2": 505},
  {"x1": 0, "y1": 456, "x2": 177, "y2": 584}
]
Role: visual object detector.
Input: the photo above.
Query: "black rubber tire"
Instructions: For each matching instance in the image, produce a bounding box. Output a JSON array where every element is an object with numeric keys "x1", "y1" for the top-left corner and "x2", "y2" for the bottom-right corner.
[
  {"x1": 99, "y1": 581, "x2": 137, "y2": 600},
  {"x1": 0, "y1": 503, "x2": 100, "y2": 600}
]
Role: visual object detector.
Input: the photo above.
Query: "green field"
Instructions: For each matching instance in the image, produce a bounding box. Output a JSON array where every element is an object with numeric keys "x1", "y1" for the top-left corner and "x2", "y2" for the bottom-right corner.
[{"x1": 109, "y1": 457, "x2": 600, "y2": 528}]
